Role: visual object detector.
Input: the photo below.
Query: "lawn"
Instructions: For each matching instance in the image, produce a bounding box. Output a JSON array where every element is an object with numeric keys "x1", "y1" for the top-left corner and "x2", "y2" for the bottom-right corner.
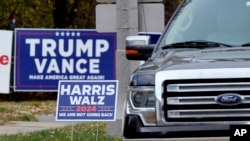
[
  {"x1": 0, "y1": 100, "x2": 122, "y2": 141},
  {"x1": 0, "y1": 122, "x2": 121, "y2": 141},
  {"x1": 0, "y1": 100, "x2": 57, "y2": 123}
]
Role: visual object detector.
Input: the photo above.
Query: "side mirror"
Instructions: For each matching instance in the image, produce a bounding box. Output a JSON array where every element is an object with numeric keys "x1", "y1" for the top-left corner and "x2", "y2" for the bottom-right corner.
[{"x1": 125, "y1": 36, "x2": 155, "y2": 61}]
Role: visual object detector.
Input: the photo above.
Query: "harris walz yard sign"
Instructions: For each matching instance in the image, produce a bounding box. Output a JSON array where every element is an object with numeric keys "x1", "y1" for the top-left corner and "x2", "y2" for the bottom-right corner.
[
  {"x1": 14, "y1": 29, "x2": 116, "y2": 91},
  {"x1": 56, "y1": 80, "x2": 118, "y2": 121}
]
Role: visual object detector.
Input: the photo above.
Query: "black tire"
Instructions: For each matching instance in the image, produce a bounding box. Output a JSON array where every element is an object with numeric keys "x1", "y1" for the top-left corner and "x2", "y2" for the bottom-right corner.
[{"x1": 123, "y1": 115, "x2": 142, "y2": 138}]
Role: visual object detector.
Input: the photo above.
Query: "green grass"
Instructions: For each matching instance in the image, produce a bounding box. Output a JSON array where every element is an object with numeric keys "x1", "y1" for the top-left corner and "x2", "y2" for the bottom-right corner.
[
  {"x1": 0, "y1": 101, "x2": 56, "y2": 123},
  {"x1": 0, "y1": 122, "x2": 122, "y2": 141},
  {"x1": 0, "y1": 101, "x2": 122, "y2": 141}
]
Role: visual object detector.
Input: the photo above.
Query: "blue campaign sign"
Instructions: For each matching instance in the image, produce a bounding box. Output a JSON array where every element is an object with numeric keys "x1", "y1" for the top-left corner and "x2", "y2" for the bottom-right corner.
[
  {"x1": 139, "y1": 32, "x2": 162, "y2": 44},
  {"x1": 56, "y1": 80, "x2": 118, "y2": 121},
  {"x1": 14, "y1": 28, "x2": 116, "y2": 91}
]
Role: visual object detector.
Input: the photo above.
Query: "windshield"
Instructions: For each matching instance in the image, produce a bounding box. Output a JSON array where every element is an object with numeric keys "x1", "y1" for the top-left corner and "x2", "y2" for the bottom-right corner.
[{"x1": 158, "y1": 0, "x2": 250, "y2": 49}]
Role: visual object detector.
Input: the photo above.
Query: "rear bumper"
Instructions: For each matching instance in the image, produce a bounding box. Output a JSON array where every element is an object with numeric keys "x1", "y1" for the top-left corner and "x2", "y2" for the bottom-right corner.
[{"x1": 123, "y1": 115, "x2": 231, "y2": 139}]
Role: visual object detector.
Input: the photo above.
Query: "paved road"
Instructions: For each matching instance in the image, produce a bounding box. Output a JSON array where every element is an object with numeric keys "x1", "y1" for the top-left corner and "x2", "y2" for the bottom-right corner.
[
  {"x1": 123, "y1": 137, "x2": 229, "y2": 141},
  {"x1": 0, "y1": 121, "x2": 72, "y2": 135},
  {"x1": 0, "y1": 120, "x2": 230, "y2": 141},
  {"x1": 0, "y1": 114, "x2": 72, "y2": 135},
  {"x1": 0, "y1": 115, "x2": 230, "y2": 141}
]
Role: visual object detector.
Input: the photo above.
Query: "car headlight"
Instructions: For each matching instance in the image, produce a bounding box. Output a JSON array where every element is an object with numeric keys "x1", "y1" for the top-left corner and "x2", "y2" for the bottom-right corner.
[{"x1": 129, "y1": 86, "x2": 155, "y2": 108}]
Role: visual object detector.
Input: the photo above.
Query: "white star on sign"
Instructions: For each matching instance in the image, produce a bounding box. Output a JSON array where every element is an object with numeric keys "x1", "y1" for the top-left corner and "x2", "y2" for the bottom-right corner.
[{"x1": 55, "y1": 32, "x2": 60, "y2": 36}]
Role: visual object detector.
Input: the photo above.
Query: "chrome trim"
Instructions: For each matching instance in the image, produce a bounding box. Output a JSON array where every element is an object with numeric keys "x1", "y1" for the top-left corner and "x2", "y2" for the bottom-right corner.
[
  {"x1": 155, "y1": 68, "x2": 250, "y2": 125},
  {"x1": 155, "y1": 121, "x2": 250, "y2": 126},
  {"x1": 167, "y1": 96, "x2": 250, "y2": 105},
  {"x1": 126, "y1": 101, "x2": 156, "y2": 126},
  {"x1": 128, "y1": 86, "x2": 154, "y2": 92},
  {"x1": 167, "y1": 83, "x2": 250, "y2": 92},
  {"x1": 126, "y1": 35, "x2": 150, "y2": 46},
  {"x1": 126, "y1": 86, "x2": 156, "y2": 126},
  {"x1": 167, "y1": 109, "x2": 250, "y2": 118}
]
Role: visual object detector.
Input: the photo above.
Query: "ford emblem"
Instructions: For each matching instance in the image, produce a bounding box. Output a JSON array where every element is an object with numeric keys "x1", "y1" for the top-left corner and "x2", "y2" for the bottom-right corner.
[{"x1": 215, "y1": 93, "x2": 244, "y2": 106}]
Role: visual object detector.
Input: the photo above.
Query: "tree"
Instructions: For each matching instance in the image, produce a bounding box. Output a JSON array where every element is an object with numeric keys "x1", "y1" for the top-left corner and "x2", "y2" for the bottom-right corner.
[
  {"x1": 53, "y1": 0, "x2": 96, "y2": 28},
  {"x1": 0, "y1": 0, "x2": 97, "y2": 29},
  {"x1": 0, "y1": 0, "x2": 54, "y2": 29},
  {"x1": 53, "y1": 0, "x2": 67, "y2": 28},
  {"x1": 0, "y1": 0, "x2": 180, "y2": 30},
  {"x1": 163, "y1": 0, "x2": 181, "y2": 24}
]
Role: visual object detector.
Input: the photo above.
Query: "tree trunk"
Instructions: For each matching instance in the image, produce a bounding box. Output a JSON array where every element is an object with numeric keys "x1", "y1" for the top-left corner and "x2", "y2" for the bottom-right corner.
[{"x1": 53, "y1": 0, "x2": 67, "y2": 28}]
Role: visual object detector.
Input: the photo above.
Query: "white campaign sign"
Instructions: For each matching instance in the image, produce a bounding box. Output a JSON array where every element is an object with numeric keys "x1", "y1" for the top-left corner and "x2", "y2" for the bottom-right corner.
[{"x1": 0, "y1": 30, "x2": 13, "y2": 93}]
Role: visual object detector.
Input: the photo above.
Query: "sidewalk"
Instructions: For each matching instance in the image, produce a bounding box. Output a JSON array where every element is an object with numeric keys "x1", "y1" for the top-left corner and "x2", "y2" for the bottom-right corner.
[{"x1": 0, "y1": 114, "x2": 72, "y2": 135}]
